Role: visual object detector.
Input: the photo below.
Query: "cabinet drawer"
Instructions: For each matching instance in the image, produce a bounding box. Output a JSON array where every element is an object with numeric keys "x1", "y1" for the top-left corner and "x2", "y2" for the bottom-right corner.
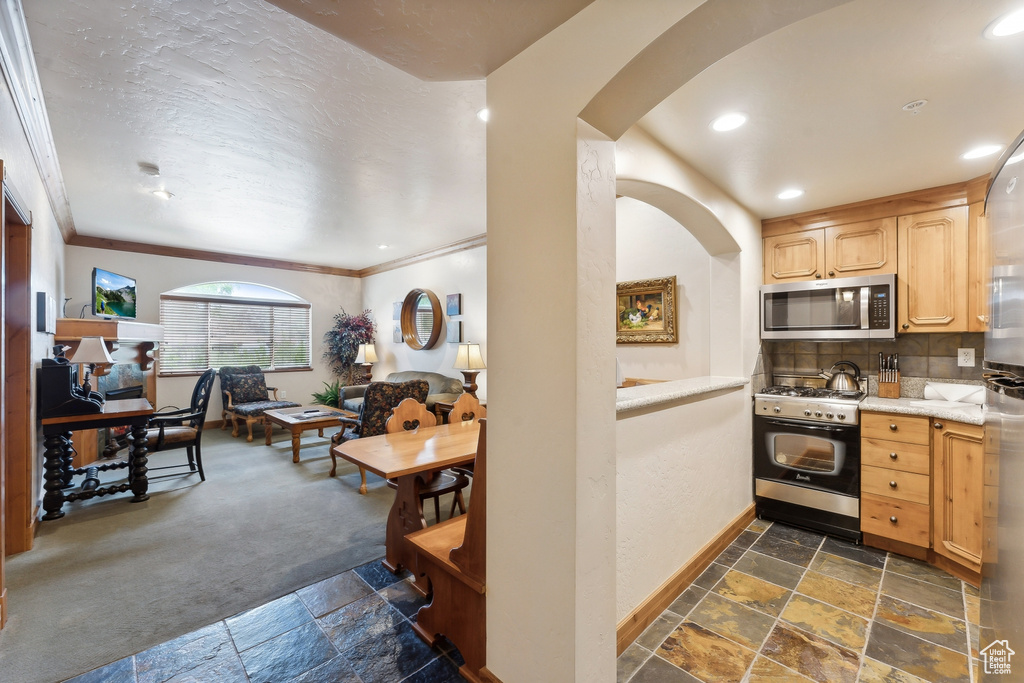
[
  {"x1": 861, "y1": 493, "x2": 930, "y2": 547},
  {"x1": 862, "y1": 412, "x2": 931, "y2": 444},
  {"x1": 862, "y1": 438, "x2": 931, "y2": 474},
  {"x1": 862, "y1": 466, "x2": 930, "y2": 505}
]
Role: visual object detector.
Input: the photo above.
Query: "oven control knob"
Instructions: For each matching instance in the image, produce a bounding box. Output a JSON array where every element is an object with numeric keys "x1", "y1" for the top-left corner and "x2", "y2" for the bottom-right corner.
[
  {"x1": 773, "y1": 406, "x2": 781, "y2": 413},
  {"x1": 814, "y1": 410, "x2": 823, "y2": 417},
  {"x1": 837, "y1": 413, "x2": 846, "y2": 420},
  {"x1": 825, "y1": 412, "x2": 834, "y2": 419},
  {"x1": 804, "y1": 409, "x2": 812, "y2": 416}
]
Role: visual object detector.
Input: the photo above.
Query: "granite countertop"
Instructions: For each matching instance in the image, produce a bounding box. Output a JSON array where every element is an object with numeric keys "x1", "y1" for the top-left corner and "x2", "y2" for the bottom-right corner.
[
  {"x1": 616, "y1": 376, "x2": 748, "y2": 413},
  {"x1": 861, "y1": 396, "x2": 985, "y2": 426}
]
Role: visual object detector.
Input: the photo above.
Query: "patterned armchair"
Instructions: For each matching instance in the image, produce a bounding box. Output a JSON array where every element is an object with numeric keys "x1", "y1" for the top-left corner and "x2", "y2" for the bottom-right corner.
[
  {"x1": 219, "y1": 365, "x2": 300, "y2": 442},
  {"x1": 330, "y1": 379, "x2": 429, "y2": 493}
]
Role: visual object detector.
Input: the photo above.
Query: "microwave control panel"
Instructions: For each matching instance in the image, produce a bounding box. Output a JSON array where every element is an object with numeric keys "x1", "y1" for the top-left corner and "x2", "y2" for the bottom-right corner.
[{"x1": 868, "y1": 285, "x2": 891, "y2": 329}]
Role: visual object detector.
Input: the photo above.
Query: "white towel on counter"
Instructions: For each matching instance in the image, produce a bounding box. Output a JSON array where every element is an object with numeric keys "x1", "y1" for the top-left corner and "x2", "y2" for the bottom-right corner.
[{"x1": 922, "y1": 382, "x2": 985, "y2": 405}]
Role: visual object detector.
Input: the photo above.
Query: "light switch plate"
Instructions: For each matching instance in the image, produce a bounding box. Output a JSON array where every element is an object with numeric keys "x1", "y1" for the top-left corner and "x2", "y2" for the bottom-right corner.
[{"x1": 958, "y1": 348, "x2": 975, "y2": 367}]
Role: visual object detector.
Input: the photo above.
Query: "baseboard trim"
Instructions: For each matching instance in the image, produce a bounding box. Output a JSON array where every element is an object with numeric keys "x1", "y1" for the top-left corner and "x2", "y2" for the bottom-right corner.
[
  {"x1": 476, "y1": 666, "x2": 503, "y2": 683},
  {"x1": 615, "y1": 502, "x2": 756, "y2": 655}
]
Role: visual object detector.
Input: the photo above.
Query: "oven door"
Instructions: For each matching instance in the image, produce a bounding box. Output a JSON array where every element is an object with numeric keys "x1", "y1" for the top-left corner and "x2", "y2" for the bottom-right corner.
[{"x1": 753, "y1": 416, "x2": 860, "y2": 497}]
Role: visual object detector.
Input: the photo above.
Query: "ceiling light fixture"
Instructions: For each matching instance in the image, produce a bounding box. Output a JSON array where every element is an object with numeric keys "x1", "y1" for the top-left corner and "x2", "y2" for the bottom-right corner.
[
  {"x1": 901, "y1": 99, "x2": 928, "y2": 114},
  {"x1": 961, "y1": 144, "x2": 1003, "y2": 160},
  {"x1": 710, "y1": 112, "x2": 747, "y2": 132},
  {"x1": 152, "y1": 189, "x2": 173, "y2": 200},
  {"x1": 985, "y1": 7, "x2": 1024, "y2": 38},
  {"x1": 137, "y1": 161, "x2": 160, "y2": 176},
  {"x1": 777, "y1": 189, "x2": 804, "y2": 200},
  {"x1": 377, "y1": 244, "x2": 389, "y2": 249},
  {"x1": 476, "y1": 108, "x2": 490, "y2": 122}
]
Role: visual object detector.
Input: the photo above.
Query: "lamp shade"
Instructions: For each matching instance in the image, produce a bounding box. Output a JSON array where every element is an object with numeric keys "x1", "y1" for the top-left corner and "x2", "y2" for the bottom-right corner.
[
  {"x1": 354, "y1": 343, "x2": 378, "y2": 365},
  {"x1": 453, "y1": 342, "x2": 486, "y2": 370},
  {"x1": 69, "y1": 336, "x2": 114, "y2": 365}
]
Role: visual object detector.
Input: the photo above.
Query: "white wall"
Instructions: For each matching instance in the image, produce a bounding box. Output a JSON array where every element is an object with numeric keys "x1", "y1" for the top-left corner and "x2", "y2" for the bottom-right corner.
[
  {"x1": 63, "y1": 246, "x2": 361, "y2": 415},
  {"x1": 615, "y1": 196, "x2": 711, "y2": 380},
  {"x1": 361, "y1": 246, "x2": 487, "y2": 400}
]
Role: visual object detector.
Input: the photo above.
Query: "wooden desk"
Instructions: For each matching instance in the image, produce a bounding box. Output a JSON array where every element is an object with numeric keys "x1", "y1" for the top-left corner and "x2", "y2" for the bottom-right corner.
[
  {"x1": 40, "y1": 399, "x2": 154, "y2": 520},
  {"x1": 262, "y1": 405, "x2": 355, "y2": 463},
  {"x1": 332, "y1": 419, "x2": 479, "y2": 586}
]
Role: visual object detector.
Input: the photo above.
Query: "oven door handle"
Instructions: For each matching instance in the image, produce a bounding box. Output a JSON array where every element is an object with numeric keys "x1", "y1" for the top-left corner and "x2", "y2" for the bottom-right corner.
[{"x1": 764, "y1": 419, "x2": 850, "y2": 433}]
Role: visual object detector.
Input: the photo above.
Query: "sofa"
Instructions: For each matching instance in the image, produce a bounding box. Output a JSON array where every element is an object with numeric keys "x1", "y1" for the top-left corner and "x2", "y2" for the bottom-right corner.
[{"x1": 340, "y1": 370, "x2": 463, "y2": 414}]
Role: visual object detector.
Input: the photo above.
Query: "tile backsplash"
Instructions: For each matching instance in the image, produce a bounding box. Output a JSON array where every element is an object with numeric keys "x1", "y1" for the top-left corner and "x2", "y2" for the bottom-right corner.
[{"x1": 762, "y1": 332, "x2": 986, "y2": 383}]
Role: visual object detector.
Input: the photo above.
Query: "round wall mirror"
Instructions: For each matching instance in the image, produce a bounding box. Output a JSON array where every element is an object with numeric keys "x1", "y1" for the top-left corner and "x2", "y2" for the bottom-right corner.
[{"x1": 400, "y1": 288, "x2": 442, "y2": 350}]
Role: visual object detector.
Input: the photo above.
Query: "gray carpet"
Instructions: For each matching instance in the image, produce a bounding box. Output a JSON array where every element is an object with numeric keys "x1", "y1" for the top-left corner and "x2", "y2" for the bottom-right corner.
[{"x1": 0, "y1": 426, "x2": 396, "y2": 683}]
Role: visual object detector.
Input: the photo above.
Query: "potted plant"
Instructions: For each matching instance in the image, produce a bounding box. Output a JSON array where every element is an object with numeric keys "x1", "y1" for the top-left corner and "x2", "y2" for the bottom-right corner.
[
  {"x1": 311, "y1": 379, "x2": 341, "y2": 407},
  {"x1": 322, "y1": 308, "x2": 376, "y2": 386}
]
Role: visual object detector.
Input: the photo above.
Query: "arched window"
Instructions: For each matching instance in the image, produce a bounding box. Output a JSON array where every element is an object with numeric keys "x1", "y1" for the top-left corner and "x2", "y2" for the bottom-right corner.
[{"x1": 159, "y1": 282, "x2": 311, "y2": 374}]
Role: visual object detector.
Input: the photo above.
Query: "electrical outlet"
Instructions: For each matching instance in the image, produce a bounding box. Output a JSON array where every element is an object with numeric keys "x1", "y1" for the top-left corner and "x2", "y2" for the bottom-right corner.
[
  {"x1": 958, "y1": 348, "x2": 975, "y2": 367},
  {"x1": 278, "y1": 390, "x2": 287, "y2": 399}
]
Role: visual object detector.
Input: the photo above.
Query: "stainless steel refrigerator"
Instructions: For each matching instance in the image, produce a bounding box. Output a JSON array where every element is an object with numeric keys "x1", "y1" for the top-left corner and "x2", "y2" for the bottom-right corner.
[{"x1": 982, "y1": 126, "x2": 1024, "y2": 676}]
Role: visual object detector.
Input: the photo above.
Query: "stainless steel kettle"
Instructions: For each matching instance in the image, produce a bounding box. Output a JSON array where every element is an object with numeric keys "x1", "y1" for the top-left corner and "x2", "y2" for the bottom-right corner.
[{"x1": 821, "y1": 360, "x2": 861, "y2": 391}]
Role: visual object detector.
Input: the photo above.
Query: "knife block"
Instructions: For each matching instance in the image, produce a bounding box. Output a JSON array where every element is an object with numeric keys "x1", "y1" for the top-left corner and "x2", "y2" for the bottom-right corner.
[{"x1": 878, "y1": 372, "x2": 901, "y2": 398}]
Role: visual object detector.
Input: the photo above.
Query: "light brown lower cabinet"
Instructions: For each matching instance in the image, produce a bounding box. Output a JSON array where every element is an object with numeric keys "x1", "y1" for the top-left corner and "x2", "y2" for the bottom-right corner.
[{"x1": 860, "y1": 411, "x2": 985, "y2": 585}]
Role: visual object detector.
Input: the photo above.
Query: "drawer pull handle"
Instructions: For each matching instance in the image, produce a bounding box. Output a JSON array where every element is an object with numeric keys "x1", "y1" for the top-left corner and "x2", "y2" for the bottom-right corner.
[
  {"x1": 890, "y1": 516, "x2": 898, "y2": 524},
  {"x1": 934, "y1": 422, "x2": 943, "y2": 429},
  {"x1": 889, "y1": 452, "x2": 898, "y2": 460},
  {"x1": 889, "y1": 481, "x2": 898, "y2": 488},
  {"x1": 889, "y1": 424, "x2": 898, "y2": 431}
]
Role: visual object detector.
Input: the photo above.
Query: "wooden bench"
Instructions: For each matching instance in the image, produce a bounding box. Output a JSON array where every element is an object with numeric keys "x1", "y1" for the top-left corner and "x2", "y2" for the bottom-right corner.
[{"x1": 406, "y1": 418, "x2": 487, "y2": 682}]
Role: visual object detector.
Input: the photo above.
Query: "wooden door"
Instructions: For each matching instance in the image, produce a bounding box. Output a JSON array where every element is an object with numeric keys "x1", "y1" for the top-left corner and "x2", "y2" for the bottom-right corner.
[
  {"x1": 5, "y1": 206, "x2": 31, "y2": 555},
  {"x1": 824, "y1": 217, "x2": 896, "y2": 278},
  {"x1": 932, "y1": 420, "x2": 985, "y2": 572},
  {"x1": 763, "y1": 230, "x2": 825, "y2": 284},
  {"x1": 0, "y1": 160, "x2": 6, "y2": 628},
  {"x1": 897, "y1": 206, "x2": 969, "y2": 333}
]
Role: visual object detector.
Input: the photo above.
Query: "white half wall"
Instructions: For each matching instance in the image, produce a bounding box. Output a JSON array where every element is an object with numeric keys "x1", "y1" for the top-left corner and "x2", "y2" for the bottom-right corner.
[
  {"x1": 615, "y1": 196, "x2": 711, "y2": 381},
  {"x1": 360, "y1": 245, "x2": 487, "y2": 400},
  {"x1": 63, "y1": 246, "x2": 361, "y2": 415}
]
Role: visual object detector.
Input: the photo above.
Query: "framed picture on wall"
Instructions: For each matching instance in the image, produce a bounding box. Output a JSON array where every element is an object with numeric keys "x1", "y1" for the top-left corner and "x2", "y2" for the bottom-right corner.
[
  {"x1": 446, "y1": 320, "x2": 462, "y2": 343},
  {"x1": 446, "y1": 293, "x2": 462, "y2": 316},
  {"x1": 393, "y1": 323, "x2": 402, "y2": 343},
  {"x1": 393, "y1": 302, "x2": 402, "y2": 320},
  {"x1": 616, "y1": 276, "x2": 677, "y2": 344}
]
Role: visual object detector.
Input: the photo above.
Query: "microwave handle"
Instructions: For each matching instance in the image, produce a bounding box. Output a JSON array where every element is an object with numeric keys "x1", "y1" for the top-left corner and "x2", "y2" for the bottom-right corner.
[{"x1": 860, "y1": 286, "x2": 869, "y2": 329}]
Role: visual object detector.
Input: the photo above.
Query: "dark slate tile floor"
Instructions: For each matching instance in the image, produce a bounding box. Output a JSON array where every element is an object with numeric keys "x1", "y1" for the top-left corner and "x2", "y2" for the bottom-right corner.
[
  {"x1": 618, "y1": 520, "x2": 984, "y2": 683},
  {"x1": 63, "y1": 560, "x2": 466, "y2": 683}
]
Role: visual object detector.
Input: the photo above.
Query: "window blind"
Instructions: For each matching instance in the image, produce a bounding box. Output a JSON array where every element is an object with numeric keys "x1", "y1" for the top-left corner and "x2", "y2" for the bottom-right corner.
[{"x1": 159, "y1": 296, "x2": 311, "y2": 373}]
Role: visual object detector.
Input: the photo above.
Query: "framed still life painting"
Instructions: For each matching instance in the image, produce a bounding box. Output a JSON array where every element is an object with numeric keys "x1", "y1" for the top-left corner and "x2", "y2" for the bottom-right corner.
[{"x1": 616, "y1": 276, "x2": 677, "y2": 344}]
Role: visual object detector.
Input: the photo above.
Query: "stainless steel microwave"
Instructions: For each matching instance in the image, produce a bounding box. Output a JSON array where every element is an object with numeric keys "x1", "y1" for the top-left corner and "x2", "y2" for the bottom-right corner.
[{"x1": 761, "y1": 273, "x2": 896, "y2": 341}]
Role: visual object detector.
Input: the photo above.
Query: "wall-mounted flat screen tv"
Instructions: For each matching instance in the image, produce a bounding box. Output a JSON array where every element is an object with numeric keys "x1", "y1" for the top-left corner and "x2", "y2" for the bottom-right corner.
[{"x1": 92, "y1": 267, "x2": 137, "y2": 319}]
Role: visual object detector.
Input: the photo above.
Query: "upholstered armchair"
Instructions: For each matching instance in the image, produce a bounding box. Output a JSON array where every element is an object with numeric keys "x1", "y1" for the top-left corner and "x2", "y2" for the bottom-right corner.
[{"x1": 218, "y1": 365, "x2": 300, "y2": 442}]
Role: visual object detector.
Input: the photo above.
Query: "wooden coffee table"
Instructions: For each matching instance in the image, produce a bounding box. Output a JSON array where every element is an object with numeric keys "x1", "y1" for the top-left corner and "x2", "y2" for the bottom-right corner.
[{"x1": 263, "y1": 405, "x2": 355, "y2": 463}]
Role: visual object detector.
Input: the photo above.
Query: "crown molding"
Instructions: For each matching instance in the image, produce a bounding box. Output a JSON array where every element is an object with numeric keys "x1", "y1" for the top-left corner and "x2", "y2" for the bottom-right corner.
[
  {"x1": 0, "y1": 0, "x2": 75, "y2": 239},
  {"x1": 357, "y1": 233, "x2": 487, "y2": 277}
]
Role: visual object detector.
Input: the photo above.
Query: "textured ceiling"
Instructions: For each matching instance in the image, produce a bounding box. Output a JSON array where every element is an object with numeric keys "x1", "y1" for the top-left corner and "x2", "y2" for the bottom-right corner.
[{"x1": 20, "y1": 0, "x2": 1024, "y2": 271}]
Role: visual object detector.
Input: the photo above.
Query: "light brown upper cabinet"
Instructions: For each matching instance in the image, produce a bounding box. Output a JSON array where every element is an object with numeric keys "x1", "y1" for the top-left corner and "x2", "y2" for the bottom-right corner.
[
  {"x1": 763, "y1": 217, "x2": 896, "y2": 284},
  {"x1": 968, "y1": 202, "x2": 990, "y2": 333},
  {"x1": 897, "y1": 206, "x2": 969, "y2": 333}
]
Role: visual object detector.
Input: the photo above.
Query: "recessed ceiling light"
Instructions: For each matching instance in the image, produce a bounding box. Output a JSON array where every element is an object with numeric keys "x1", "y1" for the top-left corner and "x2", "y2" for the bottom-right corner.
[
  {"x1": 377, "y1": 244, "x2": 389, "y2": 249},
  {"x1": 476, "y1": 108, "x2": 490, "y2": 122},
  {"x1": 1007, "y1": 151, "x2": 1024, "y2": 165},
  {"x1": 710, "y1": 112, "x2": 747, "y2": 132},
  {"x1": 777, "y1": 189, "x2": 804, "y2": 200},
  {"x1": 901, "y1": 99, "x2": 928, "y2": 114},
  {"x1": 985, "y1": 7, "x2": 1024, "y2": 38},
  {"x1": 152, "y1": 189, "x2": 173, "y2": 200},
  {"x1": 961, "y1": 144, "x2": 1003, "y2": 160}
]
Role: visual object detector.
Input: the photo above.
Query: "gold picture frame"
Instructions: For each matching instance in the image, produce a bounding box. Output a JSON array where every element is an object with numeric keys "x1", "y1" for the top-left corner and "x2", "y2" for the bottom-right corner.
[{"x1": 616, "y1": 276, "x2": 677, "y2": 344}]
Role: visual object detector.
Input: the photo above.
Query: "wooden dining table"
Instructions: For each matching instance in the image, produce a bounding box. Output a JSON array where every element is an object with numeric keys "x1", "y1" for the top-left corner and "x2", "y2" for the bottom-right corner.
[{"x1": 331, "y1": 419, "x2": 480, "y2": 589}]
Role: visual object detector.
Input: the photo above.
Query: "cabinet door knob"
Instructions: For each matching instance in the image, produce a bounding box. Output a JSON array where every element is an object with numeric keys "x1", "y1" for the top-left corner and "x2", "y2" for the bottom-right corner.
[
  {"x1": 889, "y1": 481, "x2": 898, "y2": 488},
  {"x1": 889, "y1": 452, "x2": 898, "y2": 460},
  {"x1": 889, "y1": 424, "x2": 898, "y2": 431},
  {"x1": 902, "y1": 323, "x2": 910, "y2": 330},
  {"x1": 934, "y1": 422, "x2": 944, "y2": 429},
  {"x1": 828, "y1": 270, "x2": 835, "y2": 277},
  {"x1": 889, "y1": 516, "x2": 898, "y2": 524},
  {"x1": 815, "y1": 272, "x2": 822, "y2": 279}
]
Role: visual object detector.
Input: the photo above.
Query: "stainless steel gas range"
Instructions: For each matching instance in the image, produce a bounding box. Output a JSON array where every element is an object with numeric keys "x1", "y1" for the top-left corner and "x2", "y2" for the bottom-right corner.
[{"x1": 753, "y1": 380, "x2": 865, "y2": 541}]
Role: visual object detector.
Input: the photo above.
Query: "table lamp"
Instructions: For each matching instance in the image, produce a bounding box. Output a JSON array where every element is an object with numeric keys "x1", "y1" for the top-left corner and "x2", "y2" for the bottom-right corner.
[
  {"x1": 453, "y1": 342, "x2": 486, "y2": 397},
  {"x1": 69, "y1": 336, "x2": 114, "y2": 398},
  {"x1": 354, "y1": 342, "x2": 378, "y2": 382}
]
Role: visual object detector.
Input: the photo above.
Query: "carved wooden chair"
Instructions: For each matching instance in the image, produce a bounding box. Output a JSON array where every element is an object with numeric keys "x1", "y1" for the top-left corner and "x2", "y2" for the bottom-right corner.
[
  {"x1": 218, "y1": 365, "x2": 299, "y2": 442},
  {"x1": 330, "y1": 379, "x2": 429, "y2": 493},
  {"x1": 385, "y1": 398, "x2": 470, "y2": 522},
  {"x1": 143, "y1": 369, "x2": 216, "y2": 481},
  {"x1": 444, "y1": 393, "x2": 486, "y2": 478}
]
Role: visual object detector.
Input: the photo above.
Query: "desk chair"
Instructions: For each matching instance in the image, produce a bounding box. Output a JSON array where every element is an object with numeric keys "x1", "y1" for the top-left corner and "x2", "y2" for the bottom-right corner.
[
  {"x1": 386, "y1": 398, "x2": 469, "y2": 522},
  {"x1": 330, "y1": 379, "x2": 429, "y2": 493},
  {"x1": 143, "y1": 369, "x2": 216, "y2": 481}
]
